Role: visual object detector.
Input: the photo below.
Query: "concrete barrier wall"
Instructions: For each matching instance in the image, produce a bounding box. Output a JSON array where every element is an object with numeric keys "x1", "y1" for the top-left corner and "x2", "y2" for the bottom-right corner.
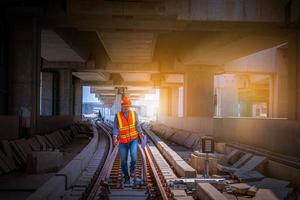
[
  {"x1": 158, "y1": 116, "x2": 213, "y2": 134},
  {"x1": 56, "y1": 124, "x2": 99, "y2": 188},
  {"x1": 36, "y1": 115, "x2": 75, "y2": 134},
  {"x1": 27, "y1": 124, "x2": 99, "y2": 200},
  {"x1": 214, "y1": 118, "x2": 300, "y2": 158},
  {"x1": 0, "y1": 115, "x2": 19, "y2": 140},
  {"x1": 158, "y1": 116, "x2": 300, "y2": 158}
]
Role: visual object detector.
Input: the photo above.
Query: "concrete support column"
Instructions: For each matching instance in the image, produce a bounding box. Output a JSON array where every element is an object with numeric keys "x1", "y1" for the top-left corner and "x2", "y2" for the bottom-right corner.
[
  {"x1": 240, "y1": 101, "x2": 252, "y2": 117},
  {"x1": 8, "y1": 17, "x2": 41, "y2": 134},
  {"x1": 159, "y1": 87, "x2": 171, "y2": 116},
  {"x1": 184, "y1": 70, "x2": 214, "y2": 117},
  {"x1": 74, "y1": 78, "x2": 82, "y2": 117},
  {"x1": 274, "y1": 48, "x2": 289, "y2": 118},
  {"x1": 288, "y1": 30, "x2": 300, "y2": 120},
  {"x1": 40, "y1": 72, "x2": 53, "y2": 116},
  {"x1": 171, "y1": 87, "x2": 179, "y2": 117},
  {"x1": 58, "y1": 69, "x2": 73, "y2": 115},
  {"x1": 0, "y1": 16, "x2": 7, "y2": 114}
]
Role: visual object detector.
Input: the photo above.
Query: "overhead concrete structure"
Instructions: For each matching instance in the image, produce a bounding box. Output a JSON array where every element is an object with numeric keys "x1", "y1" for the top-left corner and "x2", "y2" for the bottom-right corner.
[
  {"x1": 98, "y1": 32, "x2": 156, "y2": 63},
  {"x1": 41, "y1": 30, "x2": 84, "y2": 62},
  {"x1": 0, "y1": 1, "x2": 300, "y2": 198}
]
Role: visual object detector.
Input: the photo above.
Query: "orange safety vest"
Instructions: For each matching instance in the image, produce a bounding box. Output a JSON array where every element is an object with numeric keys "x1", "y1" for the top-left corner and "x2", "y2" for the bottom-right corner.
[{"x1": 116, "y1": 110, "x2": 138, "y2": 144}]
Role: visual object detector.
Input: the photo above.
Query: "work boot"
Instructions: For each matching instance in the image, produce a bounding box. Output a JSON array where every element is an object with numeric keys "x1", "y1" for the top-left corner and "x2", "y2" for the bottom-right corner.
[
  {"x1": 124, "y1": 175, "x2": 130, "y2": 184},
  {"x1": 130, "y1": 170, "x2": 135, "y2": 177}
]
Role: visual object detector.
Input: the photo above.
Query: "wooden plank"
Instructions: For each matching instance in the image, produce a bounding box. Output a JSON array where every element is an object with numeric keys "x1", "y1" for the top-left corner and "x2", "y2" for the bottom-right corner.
[
  {"x1": 249, "y1": 178, "x2": 290, "y2": 189},
  {"x1": 35, "y1": 135, "x2": 46, "y2": 147},
  {"x1": 60, "y1": 130, "x2": 71, "y2": 144},
  {"x1": 42, "y1": 135, "x2": 55, "y2": 149},
  {"x1": 0, "y1": 149, "x2": 16, "y2": 170},
  {"x1": 16, "y1": 139, "x2": 33, "y2": 156},
  {"x1": 233, "y1": 153, "x2": 253, "y2": 168},
  {"x1": 45, "y1": 134, "x2": 58, "y2": 149},
  {"x1": 65, "y1": 130, "x2": 73, "y2": 141},
  {"x1": 27, "y1": 138, "x2": 40, "y2": 151},
  {"x1": 1, "y1": 140, "x2": 14, "y2": 159},
  {"x1": 49, "y1": 133, "x2": 60, "y2": 148},
  {"x1": 235, "y1": 170, "x2": 265, "y2": 182},
  {"x1": 14, "y1": 140, "x2": 28, "y2": 159},
  {"x1": 54, "y1": 131, "x2": 65, "y2": 146},
  {"x1": 236, "y1": 156, "x2": 267, "y2": 173},
  {"x1": 254, "y1": 188, "x2": 293, "y2": 200},
  {"x1": 9, "y1": 141, "x2": 26, "y2": 164},
  {"x1": 1, "y1": 140, "x2": 22, "y2": 166},
  {"x1": 0, "y1": 155, "x2": 10, "y2": 173},
  {"x1": 196, "y1": 183, "x2": 227, "y2": 200},
  {"x1": 70, "y1": 126, "x2": 78, "y2": 135},
  {"x1": 57, "y1": 130, "x2": 67, "y2": 145},
  {"x1": 226, "y1": 149, "x2": 241, "y2": 164},
  {"x1": 230, "y1": 183, "x2": 252, "y2": 195}
]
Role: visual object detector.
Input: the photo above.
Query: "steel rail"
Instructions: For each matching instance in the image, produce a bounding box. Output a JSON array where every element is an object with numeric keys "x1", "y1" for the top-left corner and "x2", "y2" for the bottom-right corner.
[
  {"x1": 144, "y1": 145, "x2": 169, "y2": 200},
  {"x1": 86, "y1": 121, "x2": 115, "y2": 200},
  {"x1": 86, "y1": 121, "x2": 170, "y2": 200},
  {"x1": 138, "y1": 144, "x2": 147, "y2": 183}
]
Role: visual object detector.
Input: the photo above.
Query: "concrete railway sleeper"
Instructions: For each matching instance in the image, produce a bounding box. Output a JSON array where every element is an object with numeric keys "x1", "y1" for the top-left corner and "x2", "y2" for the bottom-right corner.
[{"x1": 74, "y1": 121, "x2": 177, "y2": 200}]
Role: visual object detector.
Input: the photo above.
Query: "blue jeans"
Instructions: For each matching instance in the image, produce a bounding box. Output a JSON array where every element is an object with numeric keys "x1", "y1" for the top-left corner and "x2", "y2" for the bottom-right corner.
[{"x1": 119, "y1": 139, "x2": 138, "y2": 177}]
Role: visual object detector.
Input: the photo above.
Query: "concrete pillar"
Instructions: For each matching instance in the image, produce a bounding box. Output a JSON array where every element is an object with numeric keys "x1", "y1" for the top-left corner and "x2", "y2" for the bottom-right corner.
[
  {"x1": 274, "y1": 48, "x2": 289, "y2": 118},
  {"x1": 240, "y1": 101, "x2": 252, "y2": 117},
  {"x1": 40, "y1": 72, "x2": 53, "y2": 116},
  {"x1": 288, "y1": 30, "x2": 300, "y2": 120},
  {"x1": 214, "y1": 74, "x2": 239, "y2": 117},
  {"x1": 0, "y1": 16, "x2": 7, "y2": 114},
  {"x1": 58, "y1": 69, "x2": 73, "y2": 115},
  {"x1": 159, "y1": 87, "x2": 171, "y2": 116},
  {"x1": 74, "y1": 78, "x2": 82, "y2": 117},
  {"x1": 171, "y1": 87, "x2": 179, "y2": 117},
  {"x1": 184, "y1": 71, "x2": 214, "y2": 117},
  {"x1": 7, "y1": 17, "x2": 41, "y2": 133}
]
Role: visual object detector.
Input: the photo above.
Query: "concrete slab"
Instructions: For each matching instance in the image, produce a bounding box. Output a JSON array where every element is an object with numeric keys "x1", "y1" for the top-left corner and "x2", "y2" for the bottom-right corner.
[
  {"x1": 175, "y1": 160, "x2": 197, "y2": 178},
  {"x1": 254, "y1": 188, "x2": 293, "y2": 200},
  {"x1": 196, "y1": 183, "x2": 227, "y2": 200},
  {"x1": 27, "y1": 151, "x2": 63, "y2": 173},
  {"x1": 248, "y1": 178, "x2": 290, "y2": 189}
]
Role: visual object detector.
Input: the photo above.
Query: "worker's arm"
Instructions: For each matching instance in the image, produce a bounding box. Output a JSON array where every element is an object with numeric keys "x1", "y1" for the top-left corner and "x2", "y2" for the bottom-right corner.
[
  {"x1": 113, "y1": 114, "x2": 119, "y2": 145},
  {"x1": 135, "y1": 112, "x2": 144, "y2": 137}
]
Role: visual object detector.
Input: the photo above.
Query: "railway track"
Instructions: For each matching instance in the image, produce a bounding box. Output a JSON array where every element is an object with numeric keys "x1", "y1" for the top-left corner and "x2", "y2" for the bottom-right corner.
[{"x1": 82, "y1": 121, "x2": 174, "y2": 200}]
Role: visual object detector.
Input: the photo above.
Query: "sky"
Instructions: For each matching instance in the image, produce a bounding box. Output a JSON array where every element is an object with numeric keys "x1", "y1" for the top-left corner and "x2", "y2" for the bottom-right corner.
[{"x1": 82, "y1": 86, "x2": 99, "y2": 103}]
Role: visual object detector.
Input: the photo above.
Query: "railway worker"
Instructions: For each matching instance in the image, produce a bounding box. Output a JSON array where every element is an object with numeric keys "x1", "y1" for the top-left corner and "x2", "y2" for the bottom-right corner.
[{"x1": 113, "y1": 97, "x2": 145, "y2": 184}]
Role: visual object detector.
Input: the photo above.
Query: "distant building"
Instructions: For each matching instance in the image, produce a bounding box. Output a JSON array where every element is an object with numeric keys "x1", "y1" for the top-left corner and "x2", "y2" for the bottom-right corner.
[{"x1": 82, "y1": 102, "x2": 102, "y2": 115}]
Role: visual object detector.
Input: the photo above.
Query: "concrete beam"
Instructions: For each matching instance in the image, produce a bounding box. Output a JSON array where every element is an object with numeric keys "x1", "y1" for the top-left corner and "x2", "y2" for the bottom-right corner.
[
  {"x1": 178, "y1": 31, "x2": 287, "y2": 65},
  {"x1": 84, "y1": 80, "x2": 155, "y2": 88},
  {"x1": 102, "y1": 62, "x2": 159, "y2": 73},
  {"x1": 41, "y1": 29, "x2": 85, "y2": 62},
  {"x1": 42, "y1": 59, "x2": 97, "y2": 70},
  {"x1": 47, "y1": 1, "x2": 286, "y2": 31}
]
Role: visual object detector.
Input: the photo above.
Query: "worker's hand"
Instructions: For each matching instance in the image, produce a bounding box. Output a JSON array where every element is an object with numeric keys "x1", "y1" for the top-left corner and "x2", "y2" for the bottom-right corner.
[
  {"x1": 139, "y1": 133, "x2": 145, "y2": 139},
  {"x1": 113, "y1": 137, "x2": 119, "y2": 146}
]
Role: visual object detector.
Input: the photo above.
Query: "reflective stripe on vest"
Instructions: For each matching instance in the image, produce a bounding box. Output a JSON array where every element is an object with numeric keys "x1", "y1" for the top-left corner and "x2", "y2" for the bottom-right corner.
[{"x1": 117, "y1": 111, "x2": 138, "y2": 144}]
